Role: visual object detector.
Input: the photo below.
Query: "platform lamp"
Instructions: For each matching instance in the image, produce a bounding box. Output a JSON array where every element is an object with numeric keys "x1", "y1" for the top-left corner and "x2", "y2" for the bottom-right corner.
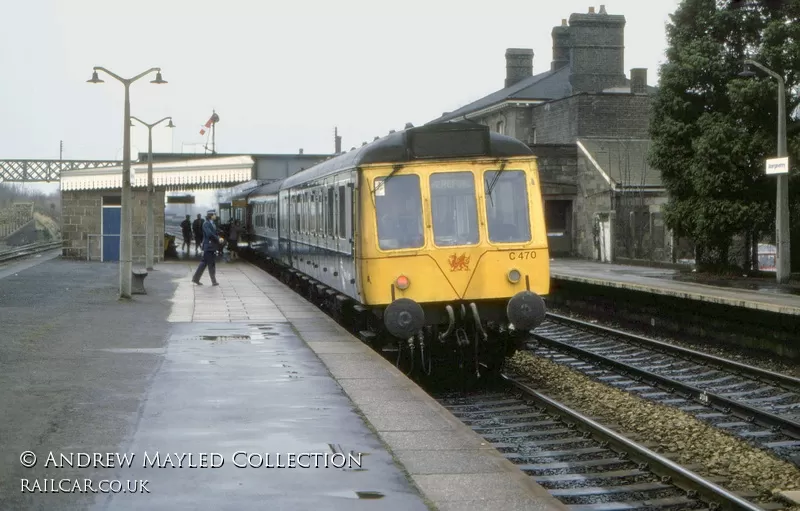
[
  {"x1": 738, "y1": 60, "x2": 790, "y2": 284},
  {"x1": 87, "y1": 67, "x2": 167, "y2": 299},
  {"x1": 131, "y1": 116, "x2": 175, "y2": 271}
]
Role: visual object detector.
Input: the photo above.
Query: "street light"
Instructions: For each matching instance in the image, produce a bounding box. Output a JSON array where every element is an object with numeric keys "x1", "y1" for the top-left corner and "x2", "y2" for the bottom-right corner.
[
  {"x1": 87, "y1": 67, "x2": 167, "y2": 298},
  {"x1": 738, "y1": 59, "x2": 790, "y2": 284},
  {"x1": 131, "y1": 116, "x2": 175, "y2": 271}
]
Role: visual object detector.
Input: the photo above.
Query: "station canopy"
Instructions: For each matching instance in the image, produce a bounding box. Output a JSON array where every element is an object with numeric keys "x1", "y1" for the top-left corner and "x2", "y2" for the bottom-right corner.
[{"x1": 60, "y1": 155, "x2": 254, "y2": 191}]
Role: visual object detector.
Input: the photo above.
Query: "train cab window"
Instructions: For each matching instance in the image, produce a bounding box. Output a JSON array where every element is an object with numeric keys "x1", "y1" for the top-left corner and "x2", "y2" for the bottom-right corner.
[
  {"x1": 429, "y1": 172, "x2": 479, "y2": 246},
  {"x1": 483, "y1": 170, "x2": 531, "y2": 243},
  {"x1": 374, "y1": 175, "x2": 424, "y2": 250}
]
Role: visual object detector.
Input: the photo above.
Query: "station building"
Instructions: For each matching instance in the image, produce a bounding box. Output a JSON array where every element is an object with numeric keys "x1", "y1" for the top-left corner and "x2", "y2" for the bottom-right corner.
[
  {"x1": 60, "y1": 151, "x2": 330, "y2": 262},
  {"x1": 428, "y1": 5, "x2": 674, "y2": 264}
]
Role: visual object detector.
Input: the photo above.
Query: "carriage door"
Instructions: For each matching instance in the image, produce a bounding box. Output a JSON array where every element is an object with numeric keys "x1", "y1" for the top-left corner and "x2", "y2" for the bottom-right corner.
[{"x1": 102, "y1": 196, "x2": 122, "y2": 262}]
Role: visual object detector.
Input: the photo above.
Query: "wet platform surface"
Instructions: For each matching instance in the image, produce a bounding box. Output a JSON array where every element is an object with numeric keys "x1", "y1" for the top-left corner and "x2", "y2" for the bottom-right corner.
[
  {"x1": 92, "y1": 321, "x2": 427, "y2": 511},
  {"x1": 0, "y1": 255, "x2": 565, "y2": 511},
  {"x1": 551, "y1": 259, "x2": 800, "y2": 315}
]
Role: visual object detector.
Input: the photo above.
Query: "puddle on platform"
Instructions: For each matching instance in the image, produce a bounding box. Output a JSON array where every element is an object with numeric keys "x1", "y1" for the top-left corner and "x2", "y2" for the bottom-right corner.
[
  {"x1": 199, "y1": 335, "x2": 252, "y2": 341},
  {"x1": 324, "y1": 490, "x2": 384, "y2": 500}
]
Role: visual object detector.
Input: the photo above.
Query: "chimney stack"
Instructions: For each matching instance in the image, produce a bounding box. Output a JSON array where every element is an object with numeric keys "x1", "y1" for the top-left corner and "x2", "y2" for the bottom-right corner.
[
  {"x1": 599, "y1": 4, "x2": 607, "y2": 14},
  {"x1": 551, "y1": 19, "x2": 570, "y2": 71},
  {"x1": 588, "y1": 6, "x2": 595, "y2": 13},
  {"x1": 630, "y1": 68, "x2": 648, "y2": 94},
  {"x1": 505, "y1": 48, "x2": 534, "y2": 88},
  {"x1": 299, "y1": 148, "x2": 304, "y2": 154},
  {"x1": 334, "y1": 127, "x2": 342, "y2": 153},
  {"x1": 567, "y1": 8, "x2": 626, "y2": 93}
]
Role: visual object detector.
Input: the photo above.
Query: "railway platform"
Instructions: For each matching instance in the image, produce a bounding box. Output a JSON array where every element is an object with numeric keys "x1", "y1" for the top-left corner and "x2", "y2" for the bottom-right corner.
[
  {"x1": 550, "y1": 258, "x2": 800, "y2": 316},
  {"x1": 0, "y1": 255, "x2": 565, "y2": 511}
]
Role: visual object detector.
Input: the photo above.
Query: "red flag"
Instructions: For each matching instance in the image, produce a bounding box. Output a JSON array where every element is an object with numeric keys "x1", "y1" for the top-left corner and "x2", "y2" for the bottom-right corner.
[{"x1": 199, "y1": 112, "x2": 218, "y2": 135}]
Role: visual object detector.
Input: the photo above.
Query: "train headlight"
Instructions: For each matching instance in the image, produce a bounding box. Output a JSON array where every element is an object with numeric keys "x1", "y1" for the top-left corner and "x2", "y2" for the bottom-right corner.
[
  {"x1": 507, "y1": 269, "x2": 521, "y2": 283},
  {"x1": 395, "y1": 275, "x2": 410, "y2": 290}
]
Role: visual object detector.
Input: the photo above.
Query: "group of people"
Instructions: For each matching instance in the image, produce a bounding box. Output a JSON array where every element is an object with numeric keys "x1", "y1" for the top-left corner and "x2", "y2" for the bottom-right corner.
[{"x1": 179, "y1": 211, "x2": 243, "y2": 286}]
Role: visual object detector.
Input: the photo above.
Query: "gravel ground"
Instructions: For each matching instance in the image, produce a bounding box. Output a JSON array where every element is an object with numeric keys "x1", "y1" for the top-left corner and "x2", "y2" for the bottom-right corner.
[
  {"x1": 506, "y1": 350, "x2": 800, "y2": 507},
  {"x1": 546, "y1": 304, "x2": 800, "y2": 379}
]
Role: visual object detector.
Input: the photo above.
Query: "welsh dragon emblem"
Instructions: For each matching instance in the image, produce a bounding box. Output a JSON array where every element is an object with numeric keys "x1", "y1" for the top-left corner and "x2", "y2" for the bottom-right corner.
[{"x1": 448, "y1": 253, "x2": 470, "y2": 272}]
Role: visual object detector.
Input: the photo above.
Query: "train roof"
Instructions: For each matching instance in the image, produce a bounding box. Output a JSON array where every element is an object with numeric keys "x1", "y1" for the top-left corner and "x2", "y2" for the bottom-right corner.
[
  {"x1": 280, "y1": 121, "x2": 533, "y2": 189},
  {"x1": 247, "y1": 179, "x2": 284, "y2": 198}
]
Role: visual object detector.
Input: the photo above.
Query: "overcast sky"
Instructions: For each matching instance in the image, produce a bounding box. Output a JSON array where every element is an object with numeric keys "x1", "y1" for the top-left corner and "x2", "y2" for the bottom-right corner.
[{"x1": 2, "y1": 0, "x2": 681, "y2": 196}]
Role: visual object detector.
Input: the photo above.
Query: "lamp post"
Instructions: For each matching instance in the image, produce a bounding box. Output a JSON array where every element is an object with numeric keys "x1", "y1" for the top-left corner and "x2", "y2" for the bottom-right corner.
[
  {"x1": 739, "y1": 59, "x2": 790, "y2": 284},
  {"x1": 87, "y1": 67, "x2": 167, "y2": 298},
  {"x1": 131, "y1": 116, "x2": 175, "y2": 271}
]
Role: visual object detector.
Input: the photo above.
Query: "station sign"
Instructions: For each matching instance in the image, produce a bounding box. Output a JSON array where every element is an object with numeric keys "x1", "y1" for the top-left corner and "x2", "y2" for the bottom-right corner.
[
  {"x1": 765, "y1": 157, "x2": 789, "y2": 175},
  {"x1": 167, "y1": 195, "x2": 196, "y2": 204}
]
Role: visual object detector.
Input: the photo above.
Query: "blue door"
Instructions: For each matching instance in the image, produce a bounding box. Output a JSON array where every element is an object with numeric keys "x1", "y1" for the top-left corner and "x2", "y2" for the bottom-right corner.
[{"x1": 102, "y1": 206, "x2": 121, "y2": 261}]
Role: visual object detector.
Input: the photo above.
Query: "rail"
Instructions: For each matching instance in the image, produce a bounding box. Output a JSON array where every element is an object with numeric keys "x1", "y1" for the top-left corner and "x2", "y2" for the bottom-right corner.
[
  {"x1": 545, "y1": 312, "x2": 800, "y2": 392},
  {"x1": 534, "y1": 315, "x2": 800, "y2": 441},
  {"x1": 497, "y1": 371, "x2": 766, "y2": 511},
  {"x1": 0, "y1": 240, "x2": 62, "y2": 263}
]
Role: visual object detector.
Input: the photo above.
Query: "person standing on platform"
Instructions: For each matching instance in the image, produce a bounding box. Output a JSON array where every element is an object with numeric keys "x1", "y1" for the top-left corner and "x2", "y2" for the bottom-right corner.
[
  {"x1": 227, "y1": 220, "x2": 240, "y2": 260},
  {"x1": 192, "y1": 210, "x2": 220, "y2": 286},
  {"x1": 192, "y1": 213, "x2": 203, "y2": 256},
  {"x1": 180, "y1": 215, "x2": 192, "y2": 253}
]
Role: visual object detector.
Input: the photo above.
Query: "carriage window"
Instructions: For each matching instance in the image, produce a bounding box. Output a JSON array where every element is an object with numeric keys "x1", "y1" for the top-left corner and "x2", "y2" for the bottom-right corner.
[
  {"x1": 309, "y1": 192, "x2": 317, "y2": 233},
  {"x1": 293, "y1": 196, "x2": 299, "y2": 233},
  {"x1": 327, "y1": 187, "x2": 334, "y2": 236},
  {"x1": 484, "y1": 170, "x2": 531, "y2": 243},
  {"x1": 374, "y1": 175, "x2": 424, "y2": 250},
  {"x1": 338, "y1": 185, "x2": 346, "y2": 239},
  {"x1": 430, "y1": 172, "x2": 478, "y2": 246}
]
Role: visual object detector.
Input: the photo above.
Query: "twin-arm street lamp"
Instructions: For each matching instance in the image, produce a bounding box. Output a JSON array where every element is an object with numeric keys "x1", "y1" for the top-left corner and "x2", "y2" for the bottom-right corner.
[
  {"x1": 738, "y1": 59, "x2": 790, "y2": 284},
  {"x1": 131, "y1": 116, "x2": 176, "y2": 271},
  {"x1": 87, "y1": 67, "x2": 167, "y2": 298}
]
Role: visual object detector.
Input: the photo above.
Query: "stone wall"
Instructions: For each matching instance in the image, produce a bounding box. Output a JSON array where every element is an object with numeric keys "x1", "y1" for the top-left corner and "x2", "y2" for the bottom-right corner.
[
  {"x1": 575, "y1": 151, "x2": 614, "y2": 259},
  {"x1": 61, "y1": 189, "x2": 165, "y2": 263}
]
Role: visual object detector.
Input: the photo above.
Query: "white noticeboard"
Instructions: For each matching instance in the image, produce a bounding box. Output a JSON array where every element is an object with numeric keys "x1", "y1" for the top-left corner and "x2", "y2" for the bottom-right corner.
[{"x1": 765, "y1": 157, "x2": 789, "y2": 175}]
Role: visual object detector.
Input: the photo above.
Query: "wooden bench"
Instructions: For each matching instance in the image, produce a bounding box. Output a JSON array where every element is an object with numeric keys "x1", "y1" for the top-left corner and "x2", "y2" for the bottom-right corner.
[{"x1": 132, "y1": 270, "x2": 148, "y2": 295}]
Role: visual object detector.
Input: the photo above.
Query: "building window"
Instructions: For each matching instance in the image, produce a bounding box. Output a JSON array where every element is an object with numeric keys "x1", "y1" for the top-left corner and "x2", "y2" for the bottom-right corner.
[
  {"x1": 496, "y1": 121, "x2": 505, "y2": 135},
  {"x1": 531, "y1": 127, "x2": 537, "y2": 144}
]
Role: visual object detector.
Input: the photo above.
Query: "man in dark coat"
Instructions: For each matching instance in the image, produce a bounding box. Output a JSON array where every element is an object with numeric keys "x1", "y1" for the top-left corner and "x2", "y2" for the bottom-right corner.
[
  {"x1": 180, "y1": 215, "x2": 192, "y2": 253},
  {"x1": 192, "y1": 214, "x2": 203, "y2": 256},
  {"x1": 192, "y1": 210, "x2": 220, "y2": 286}
]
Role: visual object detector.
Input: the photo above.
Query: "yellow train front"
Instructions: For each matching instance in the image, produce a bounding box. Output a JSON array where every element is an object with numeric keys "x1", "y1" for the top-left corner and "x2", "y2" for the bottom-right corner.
[
  {"x1": 236, "y1": 121, "x2": 548, "y2": 380},
  {"x1": 356, "y1": 123, "x2": 549, "y2": 377}
]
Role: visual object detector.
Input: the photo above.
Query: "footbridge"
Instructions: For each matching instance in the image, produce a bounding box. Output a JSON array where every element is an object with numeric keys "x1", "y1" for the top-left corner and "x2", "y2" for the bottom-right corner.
[{"x1": 0, "y1": 160, "x2": 122, "y2": 182}]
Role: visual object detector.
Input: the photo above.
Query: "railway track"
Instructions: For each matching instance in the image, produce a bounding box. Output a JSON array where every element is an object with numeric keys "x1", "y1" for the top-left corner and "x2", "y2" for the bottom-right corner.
[
  {"x1": 0, "y1": 240, "x2": 62, "y2": 264},
  {"x1": 529, "y1": 313, "x2": 800, "y2": 466},
  {"x1": 436, "y1": 372, "x2": 784, "y2": 510}
]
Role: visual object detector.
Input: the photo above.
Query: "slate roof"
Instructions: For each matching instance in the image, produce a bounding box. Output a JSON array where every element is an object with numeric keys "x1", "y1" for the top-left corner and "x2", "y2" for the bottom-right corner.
[
  {"x1": 578, "y1": 138, "x2": 662, "y2": 188},
  {"x1": 429, "y1": 66, "x2": 573, "y2": 124},
  {"x1": 428, "y1": 67, "x2": 658, "y2": 124}
]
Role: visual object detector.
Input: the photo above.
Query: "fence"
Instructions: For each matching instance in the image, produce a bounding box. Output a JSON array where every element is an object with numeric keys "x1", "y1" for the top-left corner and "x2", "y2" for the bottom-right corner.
[{"x1": 0, "y1": 203, "x2": 34, "y2": 239}]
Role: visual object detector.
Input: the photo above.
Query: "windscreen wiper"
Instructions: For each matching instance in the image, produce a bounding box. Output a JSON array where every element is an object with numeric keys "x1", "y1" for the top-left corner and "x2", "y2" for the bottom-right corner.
[{"x1": 485, "y1": 162, "x2": 507, "y2": 198}]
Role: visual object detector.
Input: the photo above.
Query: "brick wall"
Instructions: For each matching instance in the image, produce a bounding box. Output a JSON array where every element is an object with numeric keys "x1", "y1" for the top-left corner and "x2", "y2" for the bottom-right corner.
[
  {"x1": 61, "y1": 189, "x2": 165, "y2": 263},
  {"x1": 576, "y1": 94, "x2": 651, "y2": 139},
  {"x1": 531, "y1": 93, "x2": 651, "y2": 145}
]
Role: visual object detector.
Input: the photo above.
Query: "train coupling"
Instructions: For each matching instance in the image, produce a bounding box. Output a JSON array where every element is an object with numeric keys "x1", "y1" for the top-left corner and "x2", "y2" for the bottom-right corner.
[{"x1": 506, "y1": 290, "x2": 546, "y2": 331}]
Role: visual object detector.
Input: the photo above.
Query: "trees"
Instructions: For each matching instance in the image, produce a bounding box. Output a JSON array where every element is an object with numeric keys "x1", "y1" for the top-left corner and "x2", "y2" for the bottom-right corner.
[{"x1": 649, "y1": 0, "x2": 800, "y2": 269}]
